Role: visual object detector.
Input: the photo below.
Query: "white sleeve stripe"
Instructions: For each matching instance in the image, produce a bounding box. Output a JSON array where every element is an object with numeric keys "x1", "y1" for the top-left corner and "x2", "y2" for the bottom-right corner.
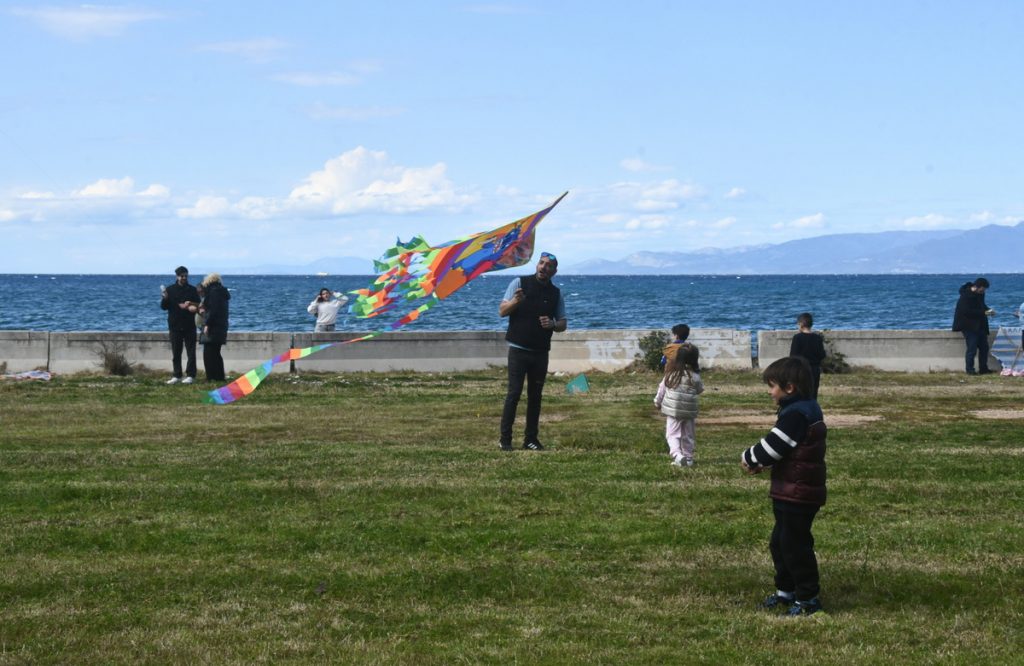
[
  {"x1": 770, "y1": 427, "x2": 798, "y2": 448},
  {"x1": 760, "y1": 439, "x2": 783, "y2": 460}
]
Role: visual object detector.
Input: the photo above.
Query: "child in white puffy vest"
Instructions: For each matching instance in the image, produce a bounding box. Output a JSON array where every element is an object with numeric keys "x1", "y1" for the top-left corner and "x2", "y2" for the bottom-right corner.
[{"x1": 654, "y1": 342, "x2": 704, "y2": 467}]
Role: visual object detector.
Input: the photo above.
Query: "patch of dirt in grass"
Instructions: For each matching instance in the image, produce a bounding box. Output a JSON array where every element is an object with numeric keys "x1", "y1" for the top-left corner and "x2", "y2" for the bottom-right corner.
[
  {"x1": 701, "y1": 412, "x2": 882, "y2": 427},
  {"x1": 970, "y1": 409, "x2": 1024, "y2": 420}
]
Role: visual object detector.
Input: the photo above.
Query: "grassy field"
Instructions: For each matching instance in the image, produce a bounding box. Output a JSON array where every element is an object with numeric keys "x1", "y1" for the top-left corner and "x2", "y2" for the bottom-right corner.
[{"x1": 1, "y1": 367, "x2": 1022, "y2": 664}]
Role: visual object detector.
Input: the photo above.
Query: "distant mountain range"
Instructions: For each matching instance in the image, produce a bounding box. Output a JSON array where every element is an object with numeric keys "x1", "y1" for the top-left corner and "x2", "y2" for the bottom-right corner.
[
  {"x1": 567, "y1": 222, "x2": 1024, "y2": 274},
  {"x1": 217, "y1": 222, "x2": 1023, "y2": 275}
]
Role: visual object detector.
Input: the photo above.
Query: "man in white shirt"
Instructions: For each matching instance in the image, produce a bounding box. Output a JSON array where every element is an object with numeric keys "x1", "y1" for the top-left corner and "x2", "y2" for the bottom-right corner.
[{"x1": 307, "y1": 288, "x2": 349, "y2": 332}]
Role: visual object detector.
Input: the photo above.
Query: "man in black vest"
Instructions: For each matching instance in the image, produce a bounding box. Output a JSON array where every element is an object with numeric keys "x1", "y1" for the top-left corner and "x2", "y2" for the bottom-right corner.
[{"x1": 498, "y1": 251, "x2": 568, "y2": 450}]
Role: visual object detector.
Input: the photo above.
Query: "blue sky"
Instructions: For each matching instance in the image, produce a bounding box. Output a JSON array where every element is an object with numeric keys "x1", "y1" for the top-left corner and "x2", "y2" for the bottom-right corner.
[{"x1": 2, "y1": 1, "x2": 1023, "y2": 273}]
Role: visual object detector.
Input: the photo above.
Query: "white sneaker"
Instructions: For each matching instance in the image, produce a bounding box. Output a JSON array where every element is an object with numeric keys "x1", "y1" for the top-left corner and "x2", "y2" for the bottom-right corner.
[
  {"x1": 670, "y1": 456, "x2": 684, "y2": 467},
  {"x1": 166, "y1": 377, "x2": 181, "y2": 385},
  {"x1": 684, "y1": 458, "x2": 695, "y2": 467},
  {"x1": 181, "y1": 376, "x2": 194, "y2": 385}
]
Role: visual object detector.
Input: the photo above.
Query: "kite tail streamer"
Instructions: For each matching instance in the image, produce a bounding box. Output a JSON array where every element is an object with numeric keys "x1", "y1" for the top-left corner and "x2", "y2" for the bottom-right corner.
[
  {"x1": 203, "y1": 336, "x2": 380, "y2": 405},
  {"x1": 204, "y1": 192, "x2": 567, "y2": 405}
]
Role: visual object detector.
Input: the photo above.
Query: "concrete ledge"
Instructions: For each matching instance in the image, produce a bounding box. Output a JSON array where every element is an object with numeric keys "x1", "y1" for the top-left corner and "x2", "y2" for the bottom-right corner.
[
  {"x1": 292, "y1": 328, "x2": 753, "y2": 373},
  {"x1": 554, "y1": 328, "x2": 751, "y2": 372},
  {"x1": 757, "y1": 329, "x2": 999, "y2": 372},
  {"x1": 294, "y1": 331, "x2": 508, "y2": 372},
  {"x1": 46, "y1": 332, "x2": 293, "y2": 374},
  {"x1": 0, "y1": 329, "x2": 1004, "y2": 375},
  {"x1": 0, "y1": 331, "x2": 49, "y2": 372}
]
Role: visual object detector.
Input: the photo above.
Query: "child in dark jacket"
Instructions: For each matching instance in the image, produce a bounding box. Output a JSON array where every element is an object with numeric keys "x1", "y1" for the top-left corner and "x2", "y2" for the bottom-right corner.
[
  {"x1": 789, "y1": 312, "x2": 826, "y2": 399},
  {"x1": 741, "y1": 356, "x2": 827, "y2": 616}
]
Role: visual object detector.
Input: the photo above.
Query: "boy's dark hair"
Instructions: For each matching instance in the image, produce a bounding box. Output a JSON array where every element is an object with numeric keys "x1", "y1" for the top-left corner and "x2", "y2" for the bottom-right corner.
[
  {"x1": 797, "y1": 312, "x2": 814, "y2": 328},
  {"x1": 175, "y1": 266, "x2": 189, "y2": 276},
  {"x1": 762, "y1": 356, "x2": 813, "y2": 400},
  {"x1": 974, "y1": 277, "x2": 990, "y2": 289},
  {"x1": 671, "y1": 324, "x2": 690, "y2": 341}
]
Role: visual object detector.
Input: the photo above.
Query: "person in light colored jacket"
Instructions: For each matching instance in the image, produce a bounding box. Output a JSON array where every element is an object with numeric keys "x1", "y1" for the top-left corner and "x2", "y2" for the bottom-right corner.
[
  {"x1": 654, "y1": 342, "x2": 704, "y2": 467},
  {"x1": 307, "y1": 288, "x2": 349, "y2": 332}
]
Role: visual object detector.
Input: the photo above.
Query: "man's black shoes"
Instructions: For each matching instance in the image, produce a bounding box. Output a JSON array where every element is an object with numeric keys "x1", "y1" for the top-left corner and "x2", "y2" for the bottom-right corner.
[
  {"x1": 499, "y1": 441, "x2": 513, "y2": 451},
  {"x1": 523, "y1": 440, "x2": 545, "y2": 451}
]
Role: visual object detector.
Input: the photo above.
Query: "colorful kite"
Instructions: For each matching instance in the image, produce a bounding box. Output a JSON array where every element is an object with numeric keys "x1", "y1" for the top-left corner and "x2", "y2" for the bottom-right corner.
[{"x1": 204, "y1": 192, "x2": 567, "y2": 405}]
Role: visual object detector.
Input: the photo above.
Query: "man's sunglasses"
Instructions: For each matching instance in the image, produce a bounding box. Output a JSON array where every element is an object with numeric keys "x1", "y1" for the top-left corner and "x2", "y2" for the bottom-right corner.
[{"x1": 540, "y1": 252, "x2": 557, "y2": 262}]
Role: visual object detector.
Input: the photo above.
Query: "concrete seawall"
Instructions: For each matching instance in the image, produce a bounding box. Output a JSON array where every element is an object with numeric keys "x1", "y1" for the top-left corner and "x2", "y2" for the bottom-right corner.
[
  {"x1": 0, "y1": 329, "x2": 1001, "y2": 374},
  {"x1": 757, "y1": 329, "x2": 999, "y2": 372}
]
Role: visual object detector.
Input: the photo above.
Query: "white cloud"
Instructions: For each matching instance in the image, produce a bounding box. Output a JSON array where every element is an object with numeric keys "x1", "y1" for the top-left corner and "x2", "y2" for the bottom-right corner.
[
  {"x1": 11, "y1": 5, "x2": 164, "y2": 40},
  {"x1": 771, "y1": 213, "x2": 826, "y2": 230},
  {"x1": 172, "y1": 147, "x2": 475, "y2": 220},
  {"x1": 288, "y1": 146, "x2": 475, "y2": 214},
  {"x1": 74, "y1": 176, "x2": 168, "y2": 199},
  {"x1": 273, "y1": 72, "x2": 361, "y2": 87},
  {"x1": 901, "y1": 213, "x2": 953, "y2": 228},
  {"x1": 139, "y1": 184, "x2": 170, "y2": 198},
  {"x1": 792, "y1": 213, "x2": 825, "y2": 228},
  {"x1": 711, "y1": 217, "x2": 737, "y2": 229},
  {"x1": 625, "y1": 215, "x2": 669, "y2": 230},
  {"x1": 196, "y1": 38, "x2": 288, "y2": 63},
  {"x1": 0, "y1": 209, "x2": 17, "y2": 222},
  {"x1": 177, "y1": 196, "x2": 231, "y2": 219},
  {"x1": 307, "y1": 103, "x2": 405, "y2": 121},
  {"x1": 4, "y1": 176, "x2": 172, "y2": 226},
  {"x1": 235, "y1": 196, "x2": 285, "y2": 220},
  {"x1": 76, "y1": 177, "x2": 135, "y2": 197},
  {"x1": 725, "y1": 187, "x2": 746, "y2": 199},
  {"x1": 18, "y1": 190, "x2": 55, "y2": 200},
  {"x1": 620, "y1": 157, "x2": 670, "y2": 173},
  {"x1": 615, "y1": 179, "x2": 703, "y2": 212}
]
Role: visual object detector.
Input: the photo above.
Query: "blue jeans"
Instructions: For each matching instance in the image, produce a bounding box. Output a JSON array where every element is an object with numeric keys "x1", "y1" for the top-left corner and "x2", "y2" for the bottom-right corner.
[
  {"x1": 500, "y1": 347, "x2": 549, "y2": 445},
  {"x1": 962, "y1": 330, "x2": 990, "y2": 373}
]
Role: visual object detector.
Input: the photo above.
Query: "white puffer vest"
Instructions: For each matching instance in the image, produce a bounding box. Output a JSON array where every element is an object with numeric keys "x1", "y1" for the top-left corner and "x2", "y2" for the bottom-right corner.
[{"x1": 660, "y1": 372, "x2": 704, "y2": 420}]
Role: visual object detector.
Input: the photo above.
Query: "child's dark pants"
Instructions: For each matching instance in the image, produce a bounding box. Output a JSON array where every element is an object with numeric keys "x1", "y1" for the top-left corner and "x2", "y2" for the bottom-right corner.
[{"x1": 770, "y1": 501, "x2": 820, "y2": 601}]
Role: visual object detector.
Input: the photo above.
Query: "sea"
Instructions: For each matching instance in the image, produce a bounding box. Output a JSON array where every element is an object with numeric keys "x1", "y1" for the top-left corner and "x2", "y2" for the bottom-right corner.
[{"x1": 2, "y1": 273, "x2": 1023, "y2": 334}]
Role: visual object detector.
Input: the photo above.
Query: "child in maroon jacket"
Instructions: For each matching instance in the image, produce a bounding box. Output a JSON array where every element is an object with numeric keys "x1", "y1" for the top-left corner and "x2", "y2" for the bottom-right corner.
[{"x1": 741, "y1": 356, "x2": 827, "y2": 616}]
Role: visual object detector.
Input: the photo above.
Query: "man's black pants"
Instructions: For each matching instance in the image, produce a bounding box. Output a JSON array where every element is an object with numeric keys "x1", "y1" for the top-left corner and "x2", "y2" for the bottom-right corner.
[
  {"x1": 769, "y1": 501, "x2": 821, "y2": 601},
  {"x1": 500, "y1": 347, "x2": 549, "y2": 446},
  {"x1": 169, "y1": 327, "x2": 197, "y2": 379}
]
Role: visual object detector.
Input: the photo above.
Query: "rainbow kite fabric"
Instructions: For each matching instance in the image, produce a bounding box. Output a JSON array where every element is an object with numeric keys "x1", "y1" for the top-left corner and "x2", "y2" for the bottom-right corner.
[{"x1": 204, "y1": 192, "x2": 567, "y2": 405}]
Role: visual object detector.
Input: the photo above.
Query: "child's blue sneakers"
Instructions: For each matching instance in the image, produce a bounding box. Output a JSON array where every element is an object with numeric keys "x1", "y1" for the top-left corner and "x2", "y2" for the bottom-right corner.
[
  {"x1": 760, "y1": 592, "x2": 794, "y2": 609},
  {"x1": 786, "y1": 597, "x2": 823, "y2": 616}
]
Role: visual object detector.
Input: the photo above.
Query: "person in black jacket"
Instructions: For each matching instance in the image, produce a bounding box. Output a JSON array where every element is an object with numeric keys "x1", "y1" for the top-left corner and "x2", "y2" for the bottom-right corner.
[
  {"x1": 952, "y1": 277, "x2": 994, "y2": 375},
  {"x1": 741, "y1": 356, "x2": 827, "y2": 616},
  {"x1": 497, "y1": 252, "x2": 567, "y2": 451},
  {"x1": 789, "y1": 312, "x2": 827, "y2": 399},
  {"x1": 160, "y1": 266, "x2": 201, "y2": 385},
  {"x1": 199, "y1": 273, "x2": 231, "y2": 382}
]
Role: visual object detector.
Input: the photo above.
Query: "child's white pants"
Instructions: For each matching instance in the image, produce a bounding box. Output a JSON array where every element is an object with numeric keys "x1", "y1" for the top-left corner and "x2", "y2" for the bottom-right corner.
[{"x1": 665, "y1": 416, "x2": 696, "y2": 460}]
